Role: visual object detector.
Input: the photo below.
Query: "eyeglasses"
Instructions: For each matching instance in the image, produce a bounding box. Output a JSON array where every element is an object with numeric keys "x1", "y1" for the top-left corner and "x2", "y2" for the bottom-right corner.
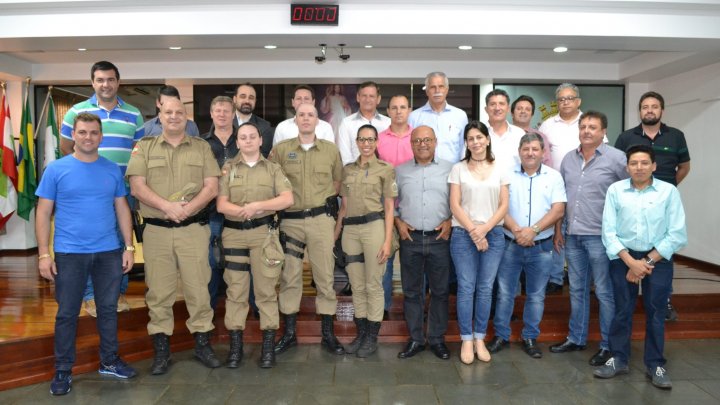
[
  {"x1": 356, "y1": 137, "x2": 376, "y2": 144},
  {"x1": 411, "y1": 137, "x2": 435, "y2": 145},
  {"x1": 557, "y1": 96, "x2": 578, "y2": 104}
]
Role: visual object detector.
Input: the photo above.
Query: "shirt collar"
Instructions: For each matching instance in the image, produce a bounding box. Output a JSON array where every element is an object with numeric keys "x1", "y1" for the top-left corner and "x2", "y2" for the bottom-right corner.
[
  {"x1": 518, "y1": 163, "x2": 545, "y2": 176},
  {"x1": 353, "y1": 154, "x2": 378, "y2": 168},
  {"x1": 352, "y1": 111, "x2": 381, "y2": 122},
  {"x1": 553, "y1": 110, "x2": 582, "y2": 124},
  {"x1": 623, "y1": 177, "x2": 658, "y2": 192},
  {"x1": 420, "y1": 101, "x2": 450, "y2": 113},
  {"x1": 159, "y1": 133, "x2": 191, "y2": 145},
  {"x1": 89, "y1": 94, "x2": 124, "y2": 109},
  {"x1": 413, "y1": 157, "x2": 438, "y2": 166}
]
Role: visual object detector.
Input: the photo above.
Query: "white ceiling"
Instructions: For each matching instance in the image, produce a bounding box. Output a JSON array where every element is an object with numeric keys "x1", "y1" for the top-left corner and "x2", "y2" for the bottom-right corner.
[{"x1": 2, "y1": 0, "x2": 720, "y2": 83}]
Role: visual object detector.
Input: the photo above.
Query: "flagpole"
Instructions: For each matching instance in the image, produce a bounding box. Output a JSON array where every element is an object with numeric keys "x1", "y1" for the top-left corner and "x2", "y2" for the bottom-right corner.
[{"x1": 34, "y1": 86, "x2": 51, "y2": 137}]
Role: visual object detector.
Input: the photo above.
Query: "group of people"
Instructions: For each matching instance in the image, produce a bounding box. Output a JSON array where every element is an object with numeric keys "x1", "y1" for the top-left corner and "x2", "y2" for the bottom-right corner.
[{"x1": 35, "y1": 61, "x2": 689, "y2": 396}]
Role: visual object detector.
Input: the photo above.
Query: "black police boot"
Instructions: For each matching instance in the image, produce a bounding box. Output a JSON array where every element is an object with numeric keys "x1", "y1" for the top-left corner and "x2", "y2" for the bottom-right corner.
[
  {"x1": 274, "y1": 313, "x2": 298, "y2": 354},
  {"x1": 259, "y1": 329, "x2": 277, "y2": 368},
  {"x1": 226, "y1": 330, "x2": 243, "y2": 368},
  {"x1": 357, "y1": 321, "x2": 381, "y2": 358},
  {"x1": 193, "y1": 332, "x2": 221, "y2": 368},
  {"x1": 345, "y1": 317, "x2": 367, "y2": 354},
  {"x1": 320, "y1": 314, "x2": 345, "y2": 355},
  {"x1": 150, "y1": 333, "x2": 171, "y2": 375}
]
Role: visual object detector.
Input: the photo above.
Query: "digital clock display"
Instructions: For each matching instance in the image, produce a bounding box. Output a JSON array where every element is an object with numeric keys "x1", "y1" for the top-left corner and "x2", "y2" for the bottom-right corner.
[{"x1": 290, "y1": 4, "x2": 339, "y2": 26}]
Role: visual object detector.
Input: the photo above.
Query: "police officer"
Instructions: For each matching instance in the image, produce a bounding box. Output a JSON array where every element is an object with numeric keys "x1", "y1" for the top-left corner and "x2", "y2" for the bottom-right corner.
[
  {"x1": 334, "y1": 124, "x2": 397, "y2": 357},
  {"x1": 269, "y1": 103, "x2": 345, "y2": 355},
  {"x1": 216, "y1": 122, "x2": 294, "y2": 369},
  {"x1": 127, "y1": 98, "x2": 222, "y2": 374}
]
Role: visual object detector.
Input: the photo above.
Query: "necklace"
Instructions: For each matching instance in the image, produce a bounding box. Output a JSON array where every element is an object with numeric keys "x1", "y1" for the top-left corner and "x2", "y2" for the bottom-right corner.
[{"x1": 470, "y1": 156, "x2": 487, "y2": 163}]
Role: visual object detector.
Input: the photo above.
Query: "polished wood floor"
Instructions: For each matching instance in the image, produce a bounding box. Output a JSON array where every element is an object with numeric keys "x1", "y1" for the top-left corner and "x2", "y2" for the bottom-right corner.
[
  {"x1": 1, "y1": 253, "x2": 719, "y2": 344},
  {"x1": 0, "y1": 252, "x2": 719, "y2": 391}
]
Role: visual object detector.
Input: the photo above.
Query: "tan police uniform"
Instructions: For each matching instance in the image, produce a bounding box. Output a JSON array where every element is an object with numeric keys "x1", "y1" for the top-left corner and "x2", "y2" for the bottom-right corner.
[
  {"x1": 219, "y1": 155, "x2": 292, "y2": 331},
  {"x1": 340, "y1": 155, "x2": 397, "y2": 322},
  {"x1": 269, "y1": 138, "x2": 342, "y2": 316},
  {"x1": 126, "y1": 135, "x2": 221, "y2": 336}
]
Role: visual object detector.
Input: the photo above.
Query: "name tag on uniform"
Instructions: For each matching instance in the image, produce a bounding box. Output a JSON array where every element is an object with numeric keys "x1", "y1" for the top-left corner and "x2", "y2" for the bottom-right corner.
[{"x1": 288, "y1": 152, "x2": 297, "y2": 159}]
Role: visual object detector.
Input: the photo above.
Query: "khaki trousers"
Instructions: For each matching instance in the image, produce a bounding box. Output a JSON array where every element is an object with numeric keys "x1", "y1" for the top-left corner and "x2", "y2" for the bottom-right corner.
[
  {"x1": 143, "y1": 223, "x2": 214, "y2": 335},
  {"x1": 342, "y1": 219, "x2": 386, "y2": 322},
  {"x1": 278, "y1": 215, "x2": 337, "y2": 315},
  {"x1": 222, "y1": 225, "x2": 280, "y2": 331}
]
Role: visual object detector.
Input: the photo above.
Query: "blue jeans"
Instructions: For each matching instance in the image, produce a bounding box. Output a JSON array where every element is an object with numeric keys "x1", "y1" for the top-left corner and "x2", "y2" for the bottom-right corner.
[
  {"x1": 82, "y1": 194, "x2": 134, "y2": 301},
  {"x1": 608, "y1": 251, "x2": 673, "y2": 369},
  {"x1": 493, "y1": 237, "x2": 553, "y2": 341},
  {"x1": 208, "y1": 210, "x2": 224, "y2": 309},
  {"x1": 399, "y1": 231, "x2": 450, "y2": 345},
  {"x1": 55, "y1": 249, "x2": 123, "y2": 371},
  {"x1": 383, "y1": 253, "x2": 395, "y2": 311},
  {"x1": 548, "y1": 221, "x2": 566, "y2": 285},
  {"x1": 565, "y1": 235, "x2": 614, "y2": 349},
  {"x1": 451, "y1": 226, "x2": 505, "y2": 341}
]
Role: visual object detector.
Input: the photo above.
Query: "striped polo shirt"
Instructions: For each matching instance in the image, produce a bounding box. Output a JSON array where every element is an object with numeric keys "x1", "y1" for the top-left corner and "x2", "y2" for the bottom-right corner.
[{"x1": 61, "y1": 94, "x2": 144, "y2": 176}]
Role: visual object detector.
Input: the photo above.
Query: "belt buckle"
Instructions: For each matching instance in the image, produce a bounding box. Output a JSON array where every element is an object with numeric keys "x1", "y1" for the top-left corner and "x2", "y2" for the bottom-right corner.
[
  {"x1": 241, "y1": 220, "x2": 253, "y2": 230},
  {"x1": 303, "y1": 208, "x2": 313, "y2": 217}
]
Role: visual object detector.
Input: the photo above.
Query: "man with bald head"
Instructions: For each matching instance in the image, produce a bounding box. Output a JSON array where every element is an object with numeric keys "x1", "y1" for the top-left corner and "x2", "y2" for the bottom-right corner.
[
  {"x1": 127, "y1": 98, "x2": 222, "y2": 375},
  {"x1": 269, "y1": 103, "x2": 345, "y2": 356},
  {"x1": 394, "y1": 125, "x2": 453, "y2": 360}
]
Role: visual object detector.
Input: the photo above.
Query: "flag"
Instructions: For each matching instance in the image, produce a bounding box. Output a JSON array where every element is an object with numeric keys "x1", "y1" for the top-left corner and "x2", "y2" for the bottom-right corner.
[
  {"x1": 0, "y1": 91, "x2": 18, "y2": 229},
  {"x1": 43, "y1": 95, "x2": 60, "y2": 168},
  {"x1": 17, "y1": 91, "x2": 36, "y2": 221}
]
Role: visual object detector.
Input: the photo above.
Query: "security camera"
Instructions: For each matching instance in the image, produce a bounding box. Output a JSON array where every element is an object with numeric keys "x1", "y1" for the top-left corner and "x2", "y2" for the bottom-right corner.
[
  {"x1": 315, "y1": 56, "x2": 326, "y2": 64},
  {"x1": 339, "y1": 54, "x2": 350, "y2": 62}
]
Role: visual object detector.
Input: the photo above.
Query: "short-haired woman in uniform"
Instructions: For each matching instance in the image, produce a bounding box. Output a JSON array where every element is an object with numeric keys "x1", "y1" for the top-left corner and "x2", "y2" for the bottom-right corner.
[{"x1": 217, "y1": 123, "x2": 293, "y2": 369}]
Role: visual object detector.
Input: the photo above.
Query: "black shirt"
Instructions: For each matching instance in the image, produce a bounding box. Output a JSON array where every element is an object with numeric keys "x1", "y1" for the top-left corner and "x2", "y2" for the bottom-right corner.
[{"x1": 615, "y1": 123, "x2": 690, "y2": 185}]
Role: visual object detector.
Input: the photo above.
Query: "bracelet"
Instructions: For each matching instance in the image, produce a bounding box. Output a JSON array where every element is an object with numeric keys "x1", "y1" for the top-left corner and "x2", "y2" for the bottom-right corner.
[{"x1": 38, "y1": 253, "x2": 52, "y2": 260}]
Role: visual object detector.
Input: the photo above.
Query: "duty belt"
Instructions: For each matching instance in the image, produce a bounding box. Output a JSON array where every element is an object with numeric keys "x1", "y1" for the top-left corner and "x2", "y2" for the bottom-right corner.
[
  {"x1": 280, "y1": 205, "x2": 326, "y2": 219},
  {"x1": 343, "y1": 211, "x2": 384, "y2": 226},
  {"x1": 224, "y1": 215, "x2": 275, "y2": 230},
  {"x1": 144, "y1": 212, "x2": 208, "y2": 228}
]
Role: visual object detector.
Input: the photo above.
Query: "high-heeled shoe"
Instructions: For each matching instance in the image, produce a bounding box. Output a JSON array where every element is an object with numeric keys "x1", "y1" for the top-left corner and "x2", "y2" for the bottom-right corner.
[
  {"x1": 460, "y1": 340, "x2": 474, "y2": 365},
  {"x1": 475, "y1": 338, "x2": 491, "y2": 362}
]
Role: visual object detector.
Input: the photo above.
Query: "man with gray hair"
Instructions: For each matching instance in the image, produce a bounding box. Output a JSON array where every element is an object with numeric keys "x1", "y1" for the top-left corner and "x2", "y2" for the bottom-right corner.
[
  {"x1": 409, "y1": 72, "x2": 468, "y2": 164},
  {"x1": 538, "y1": 83, "x2": 584, "y2": 293},
  {"x1": 487, "y1": 133, "x2": 566, "y2": 359}
]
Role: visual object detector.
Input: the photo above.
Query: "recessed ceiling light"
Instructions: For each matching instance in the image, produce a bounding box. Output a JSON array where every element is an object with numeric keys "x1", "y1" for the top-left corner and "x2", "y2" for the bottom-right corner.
[
  {"x1": 77, "y1": 48, "x2": 87, "y2": 52},
  {"x1": 364, "y1": 45, "x2": 373, "y2": 49},
  {"x1": 458, "y1": 45, "x2": 472, "y2": 50},
  {"x1": 264, "y1": 45, "x2": 277, "y2": 49},
  {"x1": 169, "y1": 46, "x2": 182, "y2": 50},
  {"x1": 553, "y1": 46, "x2": 568, "y2": 53}
]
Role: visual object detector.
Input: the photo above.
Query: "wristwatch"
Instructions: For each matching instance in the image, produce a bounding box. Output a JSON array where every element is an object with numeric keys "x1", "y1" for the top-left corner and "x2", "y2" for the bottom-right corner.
[
  {"x1": 531, "y1": 224, "x2": 540, "y2": 235},
  {"x1": 645, "y1": 256, "x2": 656, "y2": 265},
  {"x1": 124, "y1": 245, "x2": 136, "y2": 252}
]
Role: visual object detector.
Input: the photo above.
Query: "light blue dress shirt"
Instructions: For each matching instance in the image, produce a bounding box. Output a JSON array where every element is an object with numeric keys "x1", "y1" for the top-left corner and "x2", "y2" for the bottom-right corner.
[
  {"x1": 505, "y1": 163, "x2": 567, "y2": 240},
  {"x1": 408, "y1": 102, "x2": 468, "y2": 163},
  {"x1": 602, "y1": 177, "x2": 687, "y2": 260}
]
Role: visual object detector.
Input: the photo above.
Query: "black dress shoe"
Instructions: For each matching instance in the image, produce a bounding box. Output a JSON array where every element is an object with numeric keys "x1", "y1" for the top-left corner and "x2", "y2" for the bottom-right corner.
[
  {"x1": 486, "y1": 336, "x2": 509, "y2": 354},
  {"x1": 546, "y1": 282, "x2": 563, "y2": 294},
  {"x1": 522, "y1": 338, "x2": 542, "y2": 358},
  {"x1": 429, "y1": 343, "x2": 450, "y2": 360},
  {"x1": 589, "y1": 349, "x2": 612, "y2": 366},
  {"x1": 549, "y1": 339, "x2": 587, "y2": 353},
  {"x1": 397, "y1": 341, "x2": 425, "y2": 359}
]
